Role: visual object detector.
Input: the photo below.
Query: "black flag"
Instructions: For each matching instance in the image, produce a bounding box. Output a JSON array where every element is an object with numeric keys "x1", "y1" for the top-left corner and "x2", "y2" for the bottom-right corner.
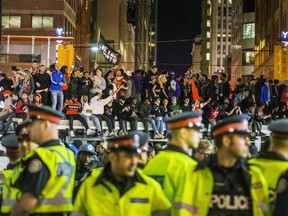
[{"x1": 98, "y1": 34, "x2": 121, "y2": 64}]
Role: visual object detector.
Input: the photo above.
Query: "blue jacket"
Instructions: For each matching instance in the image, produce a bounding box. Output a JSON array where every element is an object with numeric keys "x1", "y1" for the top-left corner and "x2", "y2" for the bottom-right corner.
[
  {"x1": 50, "y1": 70, "x2": 65, "y2": 91},
  {"x1": 260, "y1": 83, "x2": 269, "y2": 103}
]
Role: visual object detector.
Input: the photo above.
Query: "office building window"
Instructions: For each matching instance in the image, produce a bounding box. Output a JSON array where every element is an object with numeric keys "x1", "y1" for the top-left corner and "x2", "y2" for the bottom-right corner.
[
  {"x1": 243, "y1": 23, "x2": 255, "y2": 39},
  {"x1": 206, "y1": 53, "x2": 210, "y2": 61},
  {"x1": 242, "y1": 51, "x2": 254, "y2": 65},
  {"x1": 207, "y1": 20, "x2": 210, "y2": 27},
  {"x1": 32, "y1": 15, "x2": 53, "y2": 28},
  {"x1": 2, "y1": 15, "x2": 21, "y2": 28}
]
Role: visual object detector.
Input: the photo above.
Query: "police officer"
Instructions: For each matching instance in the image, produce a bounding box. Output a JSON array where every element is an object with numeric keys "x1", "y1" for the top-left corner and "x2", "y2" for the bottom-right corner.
[
  {"x1": 143, "y1": 111, "x2": 203, "y2": 201},
  {"x1": 255, "y1": 119, "x2": 288, "y2": 216},
  {"x1": 71, "y1": 133, "x2": 171, "y2": 216},
  {"x1": 173, "y1": 115, "x2": 270, "y2": 216},
  {"x1": 0, "y1": 134, "x2": 20, "y2": 216},
  {"x1": 133, "y1": 131, "x2": 150, "y2": 169},
  {"x1": 73, "y1": 143, "x2": 102, "y2": 199},
  {"x1": 1, "y1": 134, "x2": 21, "y2": 170},
  {"x1": 249, "y1": 118, "x2": 288, "y2": 212},
  {"x1": 1, "y1": 123, "x2": 38, "y2": 215},
  {"x1": 10, "y1": 105, "x2": 76, "y2": 216}
]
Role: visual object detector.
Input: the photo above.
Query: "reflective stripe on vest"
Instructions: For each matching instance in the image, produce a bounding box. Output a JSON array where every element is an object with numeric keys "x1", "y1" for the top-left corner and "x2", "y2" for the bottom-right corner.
[
  {"x1": 0, "y1": 170, "x2": 19, "y2": 214},
  {"x1": 173, "y1": 202, "x2": 198, "y2": 214}
]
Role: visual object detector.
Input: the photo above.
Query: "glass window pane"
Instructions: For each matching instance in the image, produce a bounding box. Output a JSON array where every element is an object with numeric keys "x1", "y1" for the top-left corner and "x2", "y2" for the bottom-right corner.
[
  {"x1": 243, "y1": 23, "x2": 255, "y2": 39},
  {"x1": 43, "y1": 16, "x2": 53, "y2": 28},
  {"x1": 32, "y1": 15, "x2": 43, "y2": 28},
  {"x1": 2, "y1": 16, "x2": 9, "y2": 28},
  {"x1": 10, "y1": 16, "x2": 21, "y2": 28}
]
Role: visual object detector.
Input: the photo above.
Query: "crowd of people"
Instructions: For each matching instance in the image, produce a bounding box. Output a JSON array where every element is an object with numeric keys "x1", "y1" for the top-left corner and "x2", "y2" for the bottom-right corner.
[{"x1": 1, "y1": 61, "x2": 288, "y2": 139}]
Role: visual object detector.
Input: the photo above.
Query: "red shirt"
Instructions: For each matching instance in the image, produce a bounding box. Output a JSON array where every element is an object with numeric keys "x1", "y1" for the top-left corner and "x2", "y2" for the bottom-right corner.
[{"x1": 65, "y1": 100, "x2": 81, "y2": 115}]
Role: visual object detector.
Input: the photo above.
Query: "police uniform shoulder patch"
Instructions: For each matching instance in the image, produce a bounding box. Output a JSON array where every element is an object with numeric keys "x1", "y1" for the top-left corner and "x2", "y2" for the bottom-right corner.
[
  {"x1": 28, "y1": 159, "x2": 42, "y2": 173},
  {"x1": 277, "y1": 177, "x2": 288, "y2": 194}
]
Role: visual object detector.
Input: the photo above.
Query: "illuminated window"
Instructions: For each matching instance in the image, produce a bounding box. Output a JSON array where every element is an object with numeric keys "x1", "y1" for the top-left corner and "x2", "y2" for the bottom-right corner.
[
  {"x1": 243, "y1": 23, "x2": 255, "y2": 39},
  {"x1": 32, "y1": 15, "x2": 53, "y2": 28},
  {"x1": 206, "y1": 53, "x2": 210, "y2": 61},
  {"x1": 207, "y1": 20, "x2": 210, "y2": 27},
  {"x1": 2, "y1": 15, "x2": 21, "y2": 28},
  {"x1": 242, "y1": 51, "x2": 255, "y2": 65},
  {"x1": 206, "y1": 42, "x2": 210, "y2": 49},
  {"x1": 207, "y1": 31, "x2": 210, "y2": 38}
]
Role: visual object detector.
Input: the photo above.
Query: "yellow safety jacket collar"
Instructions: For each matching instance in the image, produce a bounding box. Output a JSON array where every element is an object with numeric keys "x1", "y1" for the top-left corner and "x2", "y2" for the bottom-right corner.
[
  {"x1": 94, "y1": 163, "x2": 146, "y2": 196},
  {"x1": 258, "y1": 151, "x2": 288, "y2": 161}
]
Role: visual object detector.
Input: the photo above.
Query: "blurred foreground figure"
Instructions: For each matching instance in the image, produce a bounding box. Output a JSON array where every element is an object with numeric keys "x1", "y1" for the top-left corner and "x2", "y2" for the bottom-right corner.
[
  {"x1": 11, "y1": 105, "x2": 76, "y2": 216},
  {"x1": 144, "y1": 111, "x2": 203, "y2": 201}
]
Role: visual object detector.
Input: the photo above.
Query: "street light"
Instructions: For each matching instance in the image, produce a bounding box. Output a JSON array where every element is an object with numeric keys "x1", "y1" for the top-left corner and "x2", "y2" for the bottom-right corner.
[{"x1": 91, "y1": 46, "x2": 99, "y2": 52}]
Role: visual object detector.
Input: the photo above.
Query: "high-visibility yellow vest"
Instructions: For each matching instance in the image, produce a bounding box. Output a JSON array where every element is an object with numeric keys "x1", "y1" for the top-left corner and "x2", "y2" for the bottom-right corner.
[
  {"x1": 172, "y1": 165, "x2": 270, "y2": 216},
  {"x1": 0, "y1": 169, "x2": 20, "y2": 214},
  {"x1": 73, "y1": 169, "x2": 171, "y2": 216},
  {"x1": 249, "y1": 158, "x2": 288, "y2": 211},
  {"x1": 12, "y1": 145, "x2": 76, "y2": 213},
  {"x1": 143, "y1": 150, "x2": 197, "y2": 201}
]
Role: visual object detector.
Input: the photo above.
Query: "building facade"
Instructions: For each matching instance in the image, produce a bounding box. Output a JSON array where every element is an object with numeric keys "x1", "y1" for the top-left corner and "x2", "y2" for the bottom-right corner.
[
  {"x1": 127, "y1": 0, "x2": 157, "y2": 71},
  {"x1": 1, "y1": 0, "x2": 139, "y2": 72},
  {"x1": 254, "y1": 0, "x2": 288, "y2": 79},
  {"x1": 201, "y1": 0, "x2": 232, "y2": 77},
  {"x1": 231, "y1": 0, "x2": 255, "y2": 83},
  {"x1": 210, "y1": 0, "x2": 232, "y2": 75},
  {"x1": 1, "y1": 0, "x2": 76, "y2": 72},
  {"x1": 200, "y1": 0, "x2": 211, "y2": 75}
]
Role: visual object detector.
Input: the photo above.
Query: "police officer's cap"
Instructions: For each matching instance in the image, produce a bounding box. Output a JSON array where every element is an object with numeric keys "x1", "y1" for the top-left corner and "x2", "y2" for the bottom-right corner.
[
  {"x1": 212, "y1": 114, "x2": 249, "y2": 137},
  {"x1": 130, "y1": 131, "x2": 150, "y2": 152},
  {"x1": 268, "y1": 119, "x2": 288, "y2": 139},
  {"x1": 165, "y1": 111, "x2": 203, "y2": 130},
  {"x1": 106, "y1": 133, "x2": 141, "y2": 154},
  {"x1": 27, "y1": 105, "x2": 65, "y2": 124},
  {"x1": 78, "y1": 144, "x2": 96, "y2": 155},
  {"x1": 1, "y1": 134, "x2": 19, "y2": 153}
]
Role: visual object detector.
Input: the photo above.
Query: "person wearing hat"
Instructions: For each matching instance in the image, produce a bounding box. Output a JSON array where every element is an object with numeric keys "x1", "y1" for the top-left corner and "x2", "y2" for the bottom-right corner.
[
  {"x1": 0, "y1": 134, "x2": 21, "y2": 216},
  {"x1": 10, "y1": 105, "x2": 76, "y2": 216},
  {"x1": 173, "y1": 115, "x2": 269, "y2": 216},
  {"x1": 1, "y1": 134, "x2": 21, "y2": 170},
  {"x1": 132, "y1": 131, "x2": 150, "y2": 169},
  {"x1": 71, "y1": 134, "x2": 171, "y2": 216},
  {"x1": 249, "y1": 119, "x2": 288, "y2": 214},
  {"x1": 0, "y1": 122, "x2": 38, "y2": 215},
  {"x1": 73, "y1": 143, "x2": 102, "y2": 200},
  {"x1": 143, "y1": 111, "x2": 203, "y2": 201}
]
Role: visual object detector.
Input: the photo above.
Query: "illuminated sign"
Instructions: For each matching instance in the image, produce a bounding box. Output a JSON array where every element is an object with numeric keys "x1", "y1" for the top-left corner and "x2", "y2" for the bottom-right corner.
[{"x1": 282, "y1": 31, "x2": 288, "y2": 46}]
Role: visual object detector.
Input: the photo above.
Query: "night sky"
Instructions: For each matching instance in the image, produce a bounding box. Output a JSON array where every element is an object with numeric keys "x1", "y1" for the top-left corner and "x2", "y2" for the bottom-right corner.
[{"x1": 157, "y1": 0, "x2": 202, "y2": 74}]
